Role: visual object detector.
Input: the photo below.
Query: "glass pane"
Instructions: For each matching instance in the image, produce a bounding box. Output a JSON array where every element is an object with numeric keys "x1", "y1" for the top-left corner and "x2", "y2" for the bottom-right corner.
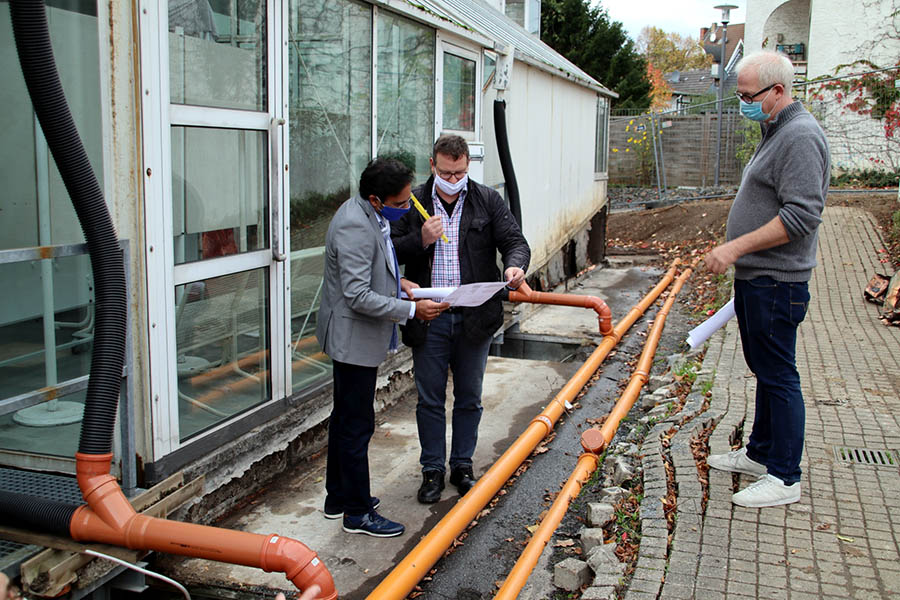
[
  {"x1": 169, "y1": 0, "x2": 267, "y2": 111},
  {"x1": 483, "y1": 51, "x2": 496, "y2": 88},
  {"x1": 287, "y1": 0, "x2": 371, "y2": 252},
  {"x1": 377, "y1": 12, "x2": 435, "y2": 180},
  {"x1": 172, "y1": 127, "x2": 268, "y2": 264},
  {"x1": 175, "y1": 268, "x2": 270, "y2": 440},
  {"x1": 595, "y1": 97, "x2": 609, "y2": 173},
  {"x1": 0, "y1": 1, "x2": 104, "y2": 251},
  {"x1": 287, "y1": 0, "x2": 372, "y2": 394},
  {"x1": 442, "y1": 52, "x2": 476, "y2": 132},
  {"x1": 0, "y1": 253, "x2": 94, "y2": 457}
]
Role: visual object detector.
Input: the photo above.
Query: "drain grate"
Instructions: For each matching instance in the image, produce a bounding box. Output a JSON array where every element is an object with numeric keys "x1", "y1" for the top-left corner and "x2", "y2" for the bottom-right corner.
[
  {"x1": 0, "y1": 467, "x2": 82, "y2": 504},
  {"x1": 833, "y1": 446, "x2": 898, "y2": 468}
]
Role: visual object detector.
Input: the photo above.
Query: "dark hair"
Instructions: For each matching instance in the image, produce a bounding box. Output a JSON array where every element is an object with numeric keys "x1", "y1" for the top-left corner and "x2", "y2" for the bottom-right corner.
[
  {"x1": 432, "y1": 134, "x2": 470, "y2": 162},
  {"x1": 359, "y1": 157, "x2": 415, "y2": 200}
]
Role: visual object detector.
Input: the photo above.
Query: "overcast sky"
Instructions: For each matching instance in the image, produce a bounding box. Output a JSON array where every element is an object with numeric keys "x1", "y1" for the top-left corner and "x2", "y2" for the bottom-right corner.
[{"x1": 594, "y1": 0, "x2": 747, "y2": 42}]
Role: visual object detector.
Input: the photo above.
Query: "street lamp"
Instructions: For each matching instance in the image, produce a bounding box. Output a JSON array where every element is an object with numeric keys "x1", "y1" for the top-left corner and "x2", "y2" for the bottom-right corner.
[{"x1": 713, "y1": 4, "x2": 737, "y2": 188}]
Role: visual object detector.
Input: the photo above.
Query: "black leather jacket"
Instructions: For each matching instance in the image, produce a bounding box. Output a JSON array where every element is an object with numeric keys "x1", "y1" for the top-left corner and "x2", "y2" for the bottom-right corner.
[{"x1": 391, "y1": 176, "x2": 530, "y2": 345}]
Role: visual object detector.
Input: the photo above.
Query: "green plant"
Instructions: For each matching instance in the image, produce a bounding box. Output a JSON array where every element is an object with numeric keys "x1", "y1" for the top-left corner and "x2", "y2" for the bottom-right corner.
[
  {"x1": 700, "y1": 378, "x2": 714, "y2": 396},
  {"x1": 672, "y1": 360, "x2": 699, "y2": 385},
  {"x1": 831, "y1": 168, "x2": 900, "y2": 188},
  {"x1": 735, "y1": 117, "x2": 761, "y2": 165}
]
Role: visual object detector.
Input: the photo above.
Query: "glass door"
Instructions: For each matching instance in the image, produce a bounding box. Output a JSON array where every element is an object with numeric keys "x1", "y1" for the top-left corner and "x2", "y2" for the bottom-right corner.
[{"x1": 150, "y1": 0, "x2": 287, "y2": 449}]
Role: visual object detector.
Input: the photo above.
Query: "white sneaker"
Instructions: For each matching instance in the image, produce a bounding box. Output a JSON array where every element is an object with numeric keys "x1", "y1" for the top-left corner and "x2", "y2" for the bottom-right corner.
[
  {"x1": 706, "y1": 447, "x2": 767, "y2": 477},
  {"x1": 732, "y1": 474, "x2": 800, "y2": 507}
]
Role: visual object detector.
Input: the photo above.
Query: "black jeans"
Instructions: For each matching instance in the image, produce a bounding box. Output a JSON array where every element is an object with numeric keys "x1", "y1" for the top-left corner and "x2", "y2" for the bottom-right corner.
[
  {"x1": 325, "y1": 360, "x2": 377, "y2": 516},
  {"x1": 734, "y1": 276, "x2": 810, "y2": 485}
]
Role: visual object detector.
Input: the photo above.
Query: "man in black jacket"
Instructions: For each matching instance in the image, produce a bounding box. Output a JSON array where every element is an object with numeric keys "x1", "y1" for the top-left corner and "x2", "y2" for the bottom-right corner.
[{"x1": 392, "y1": 135, "x2": 530, "y2": 503}]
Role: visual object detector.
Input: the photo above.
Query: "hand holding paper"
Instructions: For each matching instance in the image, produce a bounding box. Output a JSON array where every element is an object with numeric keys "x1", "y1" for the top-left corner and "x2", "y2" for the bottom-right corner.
[{"x1": 686, "y1": 298, "x2": 735, "y2": 349}]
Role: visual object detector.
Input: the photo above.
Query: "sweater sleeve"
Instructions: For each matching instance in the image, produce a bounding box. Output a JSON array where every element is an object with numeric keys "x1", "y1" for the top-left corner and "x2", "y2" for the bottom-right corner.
[{"x1": 774, "y1": 130, "x2": 827, "y2": 240}]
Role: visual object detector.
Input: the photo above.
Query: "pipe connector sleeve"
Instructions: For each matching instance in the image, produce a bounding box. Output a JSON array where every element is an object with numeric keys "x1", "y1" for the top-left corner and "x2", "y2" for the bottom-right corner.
[
  {"x1": 581, "y1": 428, "x2": 607, "y2": 454},
  {"x1": 262, "y1": 535, "x2": 337, "y2": 600}
]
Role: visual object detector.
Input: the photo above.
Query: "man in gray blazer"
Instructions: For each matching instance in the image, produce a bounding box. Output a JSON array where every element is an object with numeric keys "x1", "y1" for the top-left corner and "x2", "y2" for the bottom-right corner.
[{"x1": 316, "y1": 158, "x2": 447, "y2": 537}]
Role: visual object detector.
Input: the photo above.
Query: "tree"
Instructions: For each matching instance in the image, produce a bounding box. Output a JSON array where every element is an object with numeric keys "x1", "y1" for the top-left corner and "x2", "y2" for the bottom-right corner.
[
  {"x1": 541, "y1": 0, "x2": 650, "y2": 110},
  {"x1": 646, "y1": 63, "x2": 672, "y2": 110},
  {"x1": 636, "y1": 26, "x2": 711, "y2": 75}
]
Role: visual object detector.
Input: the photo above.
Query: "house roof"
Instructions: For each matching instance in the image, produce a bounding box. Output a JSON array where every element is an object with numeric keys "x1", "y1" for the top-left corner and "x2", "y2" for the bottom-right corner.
[
  {"x1": 426, "y1": 0, "x2": 617, "y2": 96},
  {"x1": 665, "y1": 69, "x2": 717, "y2": 96},
  {"x1": 700, "y1": 22, "x2": 744, "y2": 66}
]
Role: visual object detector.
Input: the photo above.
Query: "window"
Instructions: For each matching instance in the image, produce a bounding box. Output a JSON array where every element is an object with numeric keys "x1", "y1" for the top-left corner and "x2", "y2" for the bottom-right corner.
[
  {"x1": 0, "y1": 0, "x2": 104, "y2": 458},
  {"x1": 595, "y1": 96, "x2": 609, "y2": 174},
  {"x1": 442, "y1": 52, "x2": 476, "y2": 132},
  {"x1": 377, "y1": 12, "x2": 435, "y2": 180}
]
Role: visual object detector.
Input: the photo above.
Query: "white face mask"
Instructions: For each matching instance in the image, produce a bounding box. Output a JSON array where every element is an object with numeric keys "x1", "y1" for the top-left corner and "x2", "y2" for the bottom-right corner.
[{"x1": 433, "y1": 173, "x2": 468, "y2": 196}]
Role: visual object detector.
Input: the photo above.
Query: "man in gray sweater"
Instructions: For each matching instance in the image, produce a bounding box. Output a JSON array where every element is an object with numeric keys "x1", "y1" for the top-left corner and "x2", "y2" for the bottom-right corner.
[{"x1": 705, "y1": 51, "x2": 830, "y2": 508}]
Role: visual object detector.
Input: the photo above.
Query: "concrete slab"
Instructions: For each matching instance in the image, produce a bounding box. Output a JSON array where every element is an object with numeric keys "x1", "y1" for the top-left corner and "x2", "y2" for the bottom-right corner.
[{"x1": 159, "y1": 356, "x2": 579, "y2": 598}]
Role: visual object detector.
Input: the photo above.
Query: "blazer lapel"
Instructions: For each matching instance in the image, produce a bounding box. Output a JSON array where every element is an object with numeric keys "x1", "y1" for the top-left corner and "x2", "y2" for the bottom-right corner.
[{"x1": 357, "y1": 195, "x2": 397, "y2": 279}]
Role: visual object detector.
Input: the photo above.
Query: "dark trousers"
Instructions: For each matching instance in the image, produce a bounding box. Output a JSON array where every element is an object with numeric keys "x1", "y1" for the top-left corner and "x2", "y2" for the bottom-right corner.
[
  {"x1": 413, "y1": 311, "x2": 492, "y2": 473},
  {"x1": 734, "y1": 276, "x2": 810, "y2": 485},
  {"x1": 325, "y1": 359, "x2": 377, "y2": 516}
]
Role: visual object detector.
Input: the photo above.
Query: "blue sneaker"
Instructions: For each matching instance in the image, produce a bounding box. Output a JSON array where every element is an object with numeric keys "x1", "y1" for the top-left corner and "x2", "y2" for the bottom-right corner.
[
  {"x1": 342, "y1": 510, "x2": 405, "y2": 537},
  {"x1": 323, "y1": 496, "x2": 380, "y2": 520}
]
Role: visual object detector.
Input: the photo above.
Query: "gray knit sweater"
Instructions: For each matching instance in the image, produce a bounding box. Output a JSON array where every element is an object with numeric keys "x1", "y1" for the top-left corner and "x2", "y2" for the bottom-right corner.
[{"x1": 726, "y1": 101, "x2": 830, "y2": 282}]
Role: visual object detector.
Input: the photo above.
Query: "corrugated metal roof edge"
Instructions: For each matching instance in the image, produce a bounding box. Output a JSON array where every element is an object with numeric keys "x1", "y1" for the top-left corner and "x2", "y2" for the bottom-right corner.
[
  {"x1": 513, "y1": 50, "x2": 618, "y2": 97},
  {"x1": 374, "y1": 0, "x2": 493, "y2": 46}
]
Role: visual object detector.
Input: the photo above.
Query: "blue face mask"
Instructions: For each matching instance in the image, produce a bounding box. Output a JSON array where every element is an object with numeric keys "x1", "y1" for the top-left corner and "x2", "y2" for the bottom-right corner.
[
  {"x1": 377, "y1": 198, "x2": 411, "y2": 221},
  {"x1": 739, "y1": 89, "x2": 773, "y2": 122}
]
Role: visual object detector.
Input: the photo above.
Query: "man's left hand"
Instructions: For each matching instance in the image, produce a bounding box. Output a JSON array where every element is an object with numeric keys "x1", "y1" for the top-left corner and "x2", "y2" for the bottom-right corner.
[
  {"x1": 705, "y1": 243, "x2": 739, "y2": 274},
  {"x1": 400, "y1": 277, "x2": 420, "y2": 299},
  {"x1": 504, "y1": 267, "x2": 525, "y2": 289}
]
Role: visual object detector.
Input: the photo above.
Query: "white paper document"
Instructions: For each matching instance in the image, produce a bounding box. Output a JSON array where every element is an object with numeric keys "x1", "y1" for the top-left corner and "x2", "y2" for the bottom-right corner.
[
  {"x1": 401, "y1": 282, "x2": 508, "y2": 307},
  {"x1": 686, "y1": 298, "x2": 736, "y2": 350}
]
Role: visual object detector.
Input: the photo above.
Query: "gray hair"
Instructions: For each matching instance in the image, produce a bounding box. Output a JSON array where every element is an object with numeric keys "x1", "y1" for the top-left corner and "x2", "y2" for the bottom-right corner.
[{"x1": 736, "y1": 51, "x2": 794, "y2": 89}]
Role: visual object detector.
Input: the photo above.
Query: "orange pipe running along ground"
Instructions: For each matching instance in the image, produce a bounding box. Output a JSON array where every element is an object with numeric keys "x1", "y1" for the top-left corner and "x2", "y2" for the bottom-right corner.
[
  {"x1": 366, "y1": 260, "x2": 680, "y2": 600},
  {"x1": 494, "y1": 260, "x2": 697, "y2": 600},
  {"x1": 70, "y1": 453, "x2": 336, "y2": 599}
]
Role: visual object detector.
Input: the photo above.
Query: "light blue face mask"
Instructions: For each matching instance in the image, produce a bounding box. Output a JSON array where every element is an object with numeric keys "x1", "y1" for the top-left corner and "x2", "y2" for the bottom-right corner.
[{"x1": 739, "y1": 89, "x2": 774, "y2": 122}]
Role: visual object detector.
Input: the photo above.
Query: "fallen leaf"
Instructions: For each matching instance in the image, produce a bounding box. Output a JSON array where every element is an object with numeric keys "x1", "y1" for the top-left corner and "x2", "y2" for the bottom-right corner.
[
  {"x1": 836, "y1": 534, "x2": 855, "y2": 543},
  {"x1": 526, "y1": 524, "x2": 539, "y2": 534},
  {"x1": 555, "y1": 539, "x2": 575, "y2": 547},
  {"x1": 314, "y1": 476, "x2": 323, "y2": 483}
]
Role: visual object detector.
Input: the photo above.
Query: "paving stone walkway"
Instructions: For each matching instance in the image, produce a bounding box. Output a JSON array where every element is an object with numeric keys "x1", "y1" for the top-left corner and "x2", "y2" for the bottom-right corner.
[{"x1": 628, "y1": 206, "x2": 900, "y2": 600}]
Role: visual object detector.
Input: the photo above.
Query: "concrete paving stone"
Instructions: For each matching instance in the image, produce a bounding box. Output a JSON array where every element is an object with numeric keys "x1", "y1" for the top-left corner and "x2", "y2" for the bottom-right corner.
[
  {"x1": 726, "y1": 558, "x2": 757, "y2": 574},
  {"x1": 789, "y1": 592, "x2": 823, "y2": 600},
  {"x1": 659, "y1": 583, "x2": 693, "y2": 599},
  {"x1": 581, "y1": 586, "x2": 617, "y2": 600},
  {"x1": 694, "y1": 575, "x2": 727, "y2": 591},
  {"x1": 622, "y1": 591, "x2": 656, "y2": 600},
  {"x1": 634, "y1": 556, "x2": 665, "y2": 573},
  {"x1": 820, "y1": 583, "x2": 851, "y2": 597},
  {"x1": 665, "y1": 560, "x2": 697, "y2": 577},
  {"x1": 756, "y1": 586, "x2": 789, "y2": 600},
  {"x1": 628, "y1": 578, "x2": 661, "y2": 595},
  {"x1": 787, "y1": 575, "x2": 821, "y2": 594},
  {"x1": 697, "y1": 566, "x2": 728, "y2": 580},
  {"x1": 553, "y1": 557, "x2": 592, "y2": 591},
  {"x1": 847, "y1": 564, "x2": 878, "y2": 579},
  {"x1": 591, "y1": 572, "x2": 625, "y2": 588},
  {"x1": 728, "y1": 568, "x2": 756, "y2": 585},
  {"x1": 725, "y1": 579, "x2": 757, "y2": 596}
]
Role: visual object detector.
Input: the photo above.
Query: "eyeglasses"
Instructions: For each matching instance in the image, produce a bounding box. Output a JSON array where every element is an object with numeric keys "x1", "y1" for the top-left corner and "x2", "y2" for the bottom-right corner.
[
  {"x1": 734, "y1": 83, "x2": 777, "y2": 104},
  {"x1": 434, "y1": 168, "x2": 468, "y2": 181},
  {"x1": 378, "y1": 196, "x2": 411, "y2": 209}
]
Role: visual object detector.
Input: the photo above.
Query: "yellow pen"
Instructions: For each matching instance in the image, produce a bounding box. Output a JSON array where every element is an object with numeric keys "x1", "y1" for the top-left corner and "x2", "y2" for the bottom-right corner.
[{"x1": 410, "y1": 191, "x2": 450, "y2": 243}]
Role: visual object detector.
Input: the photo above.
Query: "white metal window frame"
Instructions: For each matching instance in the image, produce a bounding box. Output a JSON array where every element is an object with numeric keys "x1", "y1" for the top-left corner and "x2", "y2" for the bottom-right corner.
[
  {"x1": 435, "y1": 35, "x2": 482, "y2": 142},
  {"x1": 594, "y1": 95, "x2": 610, "y2": 180},
  {"x1": 140, "y1": 0, "x2": 288, "y2": 459}
]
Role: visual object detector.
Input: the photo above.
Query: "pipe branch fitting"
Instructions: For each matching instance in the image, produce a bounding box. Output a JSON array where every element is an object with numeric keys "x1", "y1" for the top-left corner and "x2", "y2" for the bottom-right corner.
[{"x1": 75, "y1": 452, "x2": 137, "y2": 531}]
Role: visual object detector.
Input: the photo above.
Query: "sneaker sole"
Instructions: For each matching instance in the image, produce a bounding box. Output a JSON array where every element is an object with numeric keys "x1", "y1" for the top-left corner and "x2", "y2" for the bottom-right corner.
[
  {"x1": 342, "y1": 526, "x2": 404, "y2": 538},
  {"x1": 323, "y1": 499, "x2": 381, "y2": 520},
  {"x1": 732, "y1": 492, "x2": 800, "y2": 508}
]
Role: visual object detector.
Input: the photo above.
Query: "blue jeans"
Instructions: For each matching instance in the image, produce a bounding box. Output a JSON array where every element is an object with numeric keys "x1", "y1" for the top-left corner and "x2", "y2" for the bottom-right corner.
[
  {"x1": 734, "y1": 276, "x2": 810, "y2": 485},
  {"x1": 413, "y1": 311, "x2": 492, "y2": 473}
]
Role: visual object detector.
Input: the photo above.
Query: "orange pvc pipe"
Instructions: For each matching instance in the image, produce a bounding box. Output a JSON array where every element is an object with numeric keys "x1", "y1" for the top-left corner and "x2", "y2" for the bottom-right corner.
[
  {"x1": 494, "y1": 261, "x2": 696, "y2": 600},
  {"x1": 366, "y1": 260, "x2": 680, "y2": 600},
  {"x1": 508, "y1": 282, "x2": 614, "y2": 336},
  {"x1": 71, "y1": 451, "x2": 336, "y2": 599}
]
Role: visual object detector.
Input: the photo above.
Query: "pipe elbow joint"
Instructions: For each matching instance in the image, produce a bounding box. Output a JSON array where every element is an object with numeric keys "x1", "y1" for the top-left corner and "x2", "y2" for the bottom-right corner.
[
  {"x1": 262, "y1": 535, "x2": 337, "y2": 600},
  {"x1": 587, "y1": 299, "x2": 613, "y2": 336}
]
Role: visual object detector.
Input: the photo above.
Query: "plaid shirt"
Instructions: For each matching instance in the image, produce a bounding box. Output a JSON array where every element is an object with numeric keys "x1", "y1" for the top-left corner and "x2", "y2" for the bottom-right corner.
[{"x1": 430, "y1": 187, "x2": 467, "y2": 288}]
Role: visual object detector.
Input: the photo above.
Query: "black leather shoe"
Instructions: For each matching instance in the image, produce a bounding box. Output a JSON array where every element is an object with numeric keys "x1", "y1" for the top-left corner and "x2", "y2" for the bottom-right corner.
[
  {"x1": 417, "y1": 469, "x2": 445, "y2": 503},
  {"x1": 342, "y1": 510, "x2": 405, "y2": 537},
  {"x1": 323, "y1": 496, "x2": 380, "y2": 520},
  {"x1": 449, "y1": 466, "x2": 476, "y2": 495}
]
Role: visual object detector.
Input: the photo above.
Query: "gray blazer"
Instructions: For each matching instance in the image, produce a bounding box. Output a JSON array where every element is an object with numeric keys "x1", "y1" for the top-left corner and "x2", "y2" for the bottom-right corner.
[{"x1": 316, "y1": 195, "x2": 412, "y2": 367}]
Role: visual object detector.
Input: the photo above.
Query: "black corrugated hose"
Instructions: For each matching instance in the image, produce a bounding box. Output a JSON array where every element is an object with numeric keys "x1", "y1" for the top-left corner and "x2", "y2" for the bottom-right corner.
[
  {"x1": 493, "y1": 99, "x2": 522, "y2": 228},
  {"x1": 0, "y1": 492, "x2": 78, "y2": 536},
  {"x1": 10, "y1": 0, "x2": 127, "y2": 456}
]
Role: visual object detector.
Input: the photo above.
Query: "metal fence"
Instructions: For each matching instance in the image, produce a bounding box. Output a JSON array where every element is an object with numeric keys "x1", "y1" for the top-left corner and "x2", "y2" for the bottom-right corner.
[{"x1": 608, "y1": 67, "x2": 900, "y2": 205}]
